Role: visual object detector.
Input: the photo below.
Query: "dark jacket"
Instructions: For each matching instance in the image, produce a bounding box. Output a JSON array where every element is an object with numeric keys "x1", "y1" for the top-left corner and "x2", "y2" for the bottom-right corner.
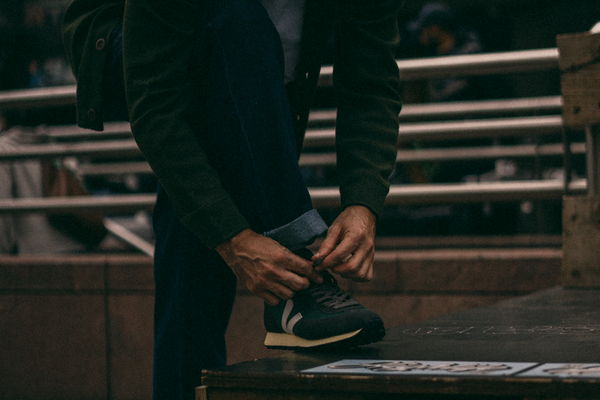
[{"x1": 63, "y1": 0, "x2": 402, "y2": 249}]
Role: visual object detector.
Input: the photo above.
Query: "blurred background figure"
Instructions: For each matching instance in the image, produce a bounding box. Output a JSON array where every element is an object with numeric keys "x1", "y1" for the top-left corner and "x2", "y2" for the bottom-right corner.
[
  {"x1": 403, "y1": 1, "x2": 489, "y2": 102},
  {"x1": 0, "y1": 128, "x2": 89, "y2": 254}
]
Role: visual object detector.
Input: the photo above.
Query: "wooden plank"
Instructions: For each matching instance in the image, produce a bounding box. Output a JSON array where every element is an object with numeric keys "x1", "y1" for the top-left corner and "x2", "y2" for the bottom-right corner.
[
  {"x1": 562, "y1": 196, "x2": 600, "y2": 287},
  {"x1": 557, "y1": 31, "x2": 600, "y2": 127}
]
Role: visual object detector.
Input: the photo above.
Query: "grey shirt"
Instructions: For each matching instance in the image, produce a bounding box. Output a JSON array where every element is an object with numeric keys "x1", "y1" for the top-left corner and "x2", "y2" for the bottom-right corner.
[{"x1": 260, "y1": 0, "x2": 306, "y2": 84}]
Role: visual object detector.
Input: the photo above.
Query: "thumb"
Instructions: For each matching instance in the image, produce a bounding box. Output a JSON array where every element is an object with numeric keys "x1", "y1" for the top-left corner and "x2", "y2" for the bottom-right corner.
[{"x1": 313, "y1": 226, "x2": 340, "y2": 262}]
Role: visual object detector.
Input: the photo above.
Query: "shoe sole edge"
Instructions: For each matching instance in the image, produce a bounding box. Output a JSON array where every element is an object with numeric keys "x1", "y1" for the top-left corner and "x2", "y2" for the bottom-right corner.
[{"x1": 264, "y1": 329, "x2": 362, "y2": 349}]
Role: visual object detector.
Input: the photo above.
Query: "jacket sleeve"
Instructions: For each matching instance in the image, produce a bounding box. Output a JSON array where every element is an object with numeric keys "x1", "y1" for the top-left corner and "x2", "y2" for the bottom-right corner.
[
  {"x1": 333, "y1": 0, "x2": 402, "y2": 220},
  {"x1": 122, "y1": 0, "x2": 250, "y2": 249}
]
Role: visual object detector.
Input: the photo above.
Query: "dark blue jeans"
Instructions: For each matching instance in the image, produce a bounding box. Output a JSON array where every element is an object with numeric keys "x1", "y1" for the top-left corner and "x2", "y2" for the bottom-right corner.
[{"x1": 103, "y1": 1, "x2": 327, "y2": 399}]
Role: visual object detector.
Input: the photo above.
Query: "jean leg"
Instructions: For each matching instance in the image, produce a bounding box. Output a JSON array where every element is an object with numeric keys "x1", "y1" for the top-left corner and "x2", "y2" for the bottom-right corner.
[
  {"x1": 102, "y1": 24, "x2": 237, "y2": 400},
  {"x1": 192, "y1": 0, "x2": 327, "y2": 247},
  {"x1": 152, "y1": 184, "x2": 237, "y2": 400}
]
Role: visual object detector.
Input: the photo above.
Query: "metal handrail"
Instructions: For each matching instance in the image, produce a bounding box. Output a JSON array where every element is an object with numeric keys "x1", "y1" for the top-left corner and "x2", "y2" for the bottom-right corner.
[
  {"x1": 0, "y1": 115, "x2": 566, "y2": 160},
  {"x1": 0, "y1": 194, "x2": 156, "y2": 214},
  {"x1": 308, "y1": 96, "x2": 563, "y2": 127},
  {"x1": 302, "y1": 115, "x2": 564, "y2": 148},
  {"x1": 318, "y1": 48, "x2": 559, "y2": 85},
  {"x1": 400, "y1": 96, "x2": 562, "y2": 119},
  {"x1": 74, "y1": 140, "x2": 583, "y2": 176},
  {"x1": 42, "y1": 121, "x2": 132, "y2": 140},
  {"x1": 65, "y1": 141, "x2": 584, "y2": 176},
  {"x1": 300, "y1": 142, "x2": 584, "y2": 166},
  {"x1": 397, "y1": 115, "x2": 564, "y2": 142},
  {"x1": 312, "y1": 180, "x2": 587, "y2": 208},
  {"x1": 0, "y1": 179, "x2": 586, "y2": 214},
  {"x1": 0, "y1": 85, "x2": 76, "y2": 109},
  {"x1": 0, "y1": 139, "x2": 141, "y2": 160},
  {"x1": 396, "y1": 48, "x2": 559, "y2": 80},
  {"x1": 394, "y1": 142, "x2": 584, "y2": 163},
  {"x1": 78, "y1": 161, "x2": 153, "y2": 176},
  {"x1": 0, "y1": 49, "x2": 560, "y2": 110}
]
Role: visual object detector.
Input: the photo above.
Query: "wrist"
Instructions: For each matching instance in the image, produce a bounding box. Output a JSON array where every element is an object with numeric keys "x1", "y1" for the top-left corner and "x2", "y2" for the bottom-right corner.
[
  {"x1": 215, "y1": 228, "x2": 254, "y2": 256},
  {"x1": 345, "y1": 205, "x2": 376, "y2": 224}
]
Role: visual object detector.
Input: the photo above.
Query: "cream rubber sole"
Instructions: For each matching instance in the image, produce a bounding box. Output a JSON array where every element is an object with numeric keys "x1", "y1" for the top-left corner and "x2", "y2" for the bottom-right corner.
[{"x1": 264, "y1": 329, "x2": 362, "y2": 348}]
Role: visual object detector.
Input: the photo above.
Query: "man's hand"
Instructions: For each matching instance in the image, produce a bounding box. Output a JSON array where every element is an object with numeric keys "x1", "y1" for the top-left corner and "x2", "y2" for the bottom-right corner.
[
  {"x1": 312, "y1": 205, "x2": 376, "y2": 282},
  {"x1": 215, "y1": 229, "x2": 323, "y2": 306}
]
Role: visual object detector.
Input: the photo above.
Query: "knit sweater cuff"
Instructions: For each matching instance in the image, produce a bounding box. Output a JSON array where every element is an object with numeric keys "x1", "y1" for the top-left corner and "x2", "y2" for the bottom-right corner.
[{"x1": 339, "y1": 174, "x2": 390, "y2": 221}]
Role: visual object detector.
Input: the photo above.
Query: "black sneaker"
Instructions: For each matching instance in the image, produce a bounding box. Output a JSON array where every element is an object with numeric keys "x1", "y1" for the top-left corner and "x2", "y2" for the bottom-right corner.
[{"x1": 263, "y1": 271, "x2": 385, "y2": 350}]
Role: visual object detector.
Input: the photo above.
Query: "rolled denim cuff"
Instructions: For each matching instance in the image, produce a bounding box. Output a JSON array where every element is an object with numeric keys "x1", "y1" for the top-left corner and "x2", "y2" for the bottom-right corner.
[{"x1": 263, "y1": 209, "x2": 328, "y2": 251}]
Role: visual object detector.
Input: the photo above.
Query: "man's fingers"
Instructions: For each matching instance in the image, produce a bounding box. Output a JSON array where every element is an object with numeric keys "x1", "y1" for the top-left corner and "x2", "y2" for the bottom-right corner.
[
  {"x1": 252, "y1": 277, "x2": 298, "y2": 305},
  {"x1": 284, "y1": 254, "x2": 323, "y2": 284},
  {"x1": 281, "y1": 272, "x2": 311, "y2": 292},
  {"x1": 331, "y1": 246, "x2": 374, "y2": 281},
  {"x1": 313, "y1": 224, "x2": 341, "y2": 262},
  {"x1": 316, "y1": 239, "x2": 357, "y2": 271},
  {"x1": 301, "y1": 265, "x2": 324, "y2": 284},
  {"x1": 260, "y1": 292, "x2": 281, "y2": 307},
  {"x1": 216, "y1": 229, "x2": 328, "y2": 301},
  {"x1": 340, "y1": 267, "x2": 373, "y2": 282},
  {"x1": 335, "y1": 260, "x2": 373, "y2": 281},
  {"x1": 270, "y1": 283, "x2": 296, "y2": 301}
]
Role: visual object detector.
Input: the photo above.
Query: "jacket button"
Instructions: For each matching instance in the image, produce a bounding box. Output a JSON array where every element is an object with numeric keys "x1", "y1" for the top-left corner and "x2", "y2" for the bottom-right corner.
[
  {"x1": 95, "y1": 38, "x2": 106, "y2": 51},
  {"x1": 88, "y1": 109, "x2": 97, "y2": 121}
]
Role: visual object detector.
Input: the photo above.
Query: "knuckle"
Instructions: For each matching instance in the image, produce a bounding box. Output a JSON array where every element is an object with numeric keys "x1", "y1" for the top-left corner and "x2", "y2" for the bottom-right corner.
[
  {"x1": 288, "y1": 280, "x2": 301, "y2": 292},
  {"x1": 278, "y1": 291, "x2": 292, "y2": 301},
  {"x1": 296, "y1": 262, "x2": 311, "y2": 274},
  {"x1": 297, "y1": 278, "x2": 310, "y2": 291},
  {"x1": 268, "y1": 297, "x2": 281, "y2": 306},
  {"x1": 359, "y1": 267, "x2": 374, "y2": 282},
  {"x1": 331, "y1": 265, "x2": 348, "y2": 275},
  {"x1": 357, "y1": 270, "x2": 369, "y2": 281},
  {"x1": 355, "y1": 229, "x2": 367, "y2": 240},
  {"x1": 272, "y1": 250, "x2": 288, "y2": 264},
  {"x1": 334, "y1": 253, "x2": 349, "y2": 264},
  {"x1": 353, "y1": 269, "x2": 365, "y2": 280},
  {"x1": 253, "y1": 275, "x2": 268, "y2": 289},
  {"x1": 262, "y1": 264, "x2": 276, "y2": 277},
  {"x1": 247, "y1": 282, "x2": 259, "y2": 294}
]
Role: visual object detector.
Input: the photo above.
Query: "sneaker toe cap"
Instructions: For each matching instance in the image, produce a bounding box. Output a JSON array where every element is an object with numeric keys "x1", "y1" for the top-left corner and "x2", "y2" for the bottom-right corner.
[{"x1": 294, "y1": 309, "x2": 383, "y2": 341}]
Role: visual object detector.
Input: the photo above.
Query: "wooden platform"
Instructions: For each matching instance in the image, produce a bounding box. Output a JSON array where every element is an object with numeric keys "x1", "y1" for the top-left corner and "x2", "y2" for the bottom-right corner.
[{"x1": 200, "y1": 287, "x2": 600, "y2": 399}]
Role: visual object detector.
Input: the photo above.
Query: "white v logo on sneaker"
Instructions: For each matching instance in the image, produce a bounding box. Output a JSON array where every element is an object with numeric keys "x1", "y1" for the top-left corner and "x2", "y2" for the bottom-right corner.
[{"x1": 282, "y1": 299, "x2": 303, "y2": 334}]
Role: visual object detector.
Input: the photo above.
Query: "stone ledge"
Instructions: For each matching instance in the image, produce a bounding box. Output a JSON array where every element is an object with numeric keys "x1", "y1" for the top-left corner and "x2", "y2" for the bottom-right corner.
[
  {"x1": 351, "y1": 248, "x2": 562, "y2": 294},
  {"x1": 0, "y1": 254, "x2": 151, "y2": 292},
  {"x1": 1, "y1": 248, "x2": 561, "y2": 294}
]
